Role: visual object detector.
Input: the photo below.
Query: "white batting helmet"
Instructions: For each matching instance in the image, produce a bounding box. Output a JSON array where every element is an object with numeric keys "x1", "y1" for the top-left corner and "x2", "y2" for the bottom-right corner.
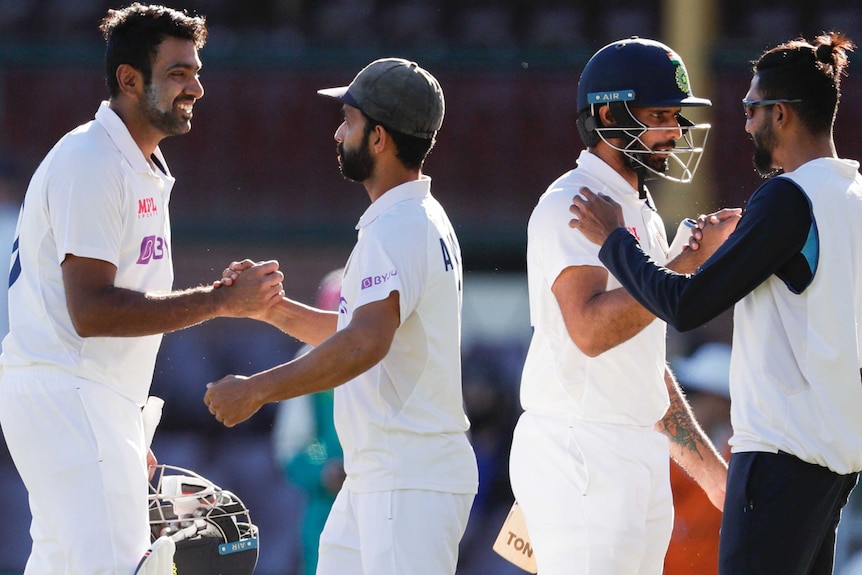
[{"x1": 148, "y1": 464, "x2": 259, "y2": 575}]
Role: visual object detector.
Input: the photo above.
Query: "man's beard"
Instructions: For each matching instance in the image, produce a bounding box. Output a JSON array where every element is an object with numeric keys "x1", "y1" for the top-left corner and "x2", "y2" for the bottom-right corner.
[
  {"x1": 752, "y1": 119, "x2": 780, "y2": 178},
  {"x1": 646, "y1": 138, "x2": 678, "y2": 173},
  {"x1": 142, "y1": 84, "x2": 192, "y2": 137},
  {"x1": 644, "y1": 153, "x2": 670, "y2": 174},
  {"x1": 624, "y1": 137, "x2": 674, "y2": 175},
  {"x1": 337, "y1": 138, "x2": 374, "y2": 183}
]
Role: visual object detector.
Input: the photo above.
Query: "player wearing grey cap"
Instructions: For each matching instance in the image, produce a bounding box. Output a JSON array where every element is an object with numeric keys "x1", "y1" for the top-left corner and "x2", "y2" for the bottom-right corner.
[{"x1": 205, "y1": 58, "x2": 478, "y2": 575}]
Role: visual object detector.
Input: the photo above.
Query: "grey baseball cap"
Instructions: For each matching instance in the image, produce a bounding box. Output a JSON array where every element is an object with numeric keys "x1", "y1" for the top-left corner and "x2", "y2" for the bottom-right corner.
[{"x1": 317, "y1": 58, "x2": 444, "y2": 139}]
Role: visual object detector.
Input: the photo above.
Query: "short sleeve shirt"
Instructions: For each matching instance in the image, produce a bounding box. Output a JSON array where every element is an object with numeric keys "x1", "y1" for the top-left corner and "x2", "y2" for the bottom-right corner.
[
  {"x1": 1, "y1": 103, "x2": 175, "y2": 405},
  {"x1": 335, "y1": 177, "x2": 478, "y2": 494},
  {"x1": 520, "y1": 150, "x2": 670, "y2": 425}
]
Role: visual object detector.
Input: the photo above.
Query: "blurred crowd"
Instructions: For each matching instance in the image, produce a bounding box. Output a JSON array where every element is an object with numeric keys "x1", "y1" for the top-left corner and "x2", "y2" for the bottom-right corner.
[{"x1": 0, "y1": 0, "x2": 860, "y2": 51}]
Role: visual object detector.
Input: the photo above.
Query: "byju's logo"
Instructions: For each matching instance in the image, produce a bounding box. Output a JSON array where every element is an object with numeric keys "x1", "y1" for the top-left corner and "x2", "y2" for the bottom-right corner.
[
  {"x1": 137, "y1": 235, "x2": 167, "y2": 264},
  {"x1": 361, "y1": 269, "x2": 397, "y2": 290},
  {"x1": 137, "y1": 197, "x2": 158, "y2": 218}
]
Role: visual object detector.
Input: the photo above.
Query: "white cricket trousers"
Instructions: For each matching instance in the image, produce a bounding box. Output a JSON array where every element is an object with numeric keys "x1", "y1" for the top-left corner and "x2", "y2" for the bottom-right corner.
[
  {"x1": 510, "y1": 411, "x2": 673, "y2": 575},
  {"x1": 0, "y1": 367, "x2": 150, "y2": 575},
  {"x1": 316, "y1": 488, "x2": 474, "y2": 575}
]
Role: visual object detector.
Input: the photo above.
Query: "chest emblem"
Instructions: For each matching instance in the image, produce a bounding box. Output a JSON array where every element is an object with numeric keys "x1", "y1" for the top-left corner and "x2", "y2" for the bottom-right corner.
[{"x1": 138, "y1": 197, "x2": 158, "y2": 218}]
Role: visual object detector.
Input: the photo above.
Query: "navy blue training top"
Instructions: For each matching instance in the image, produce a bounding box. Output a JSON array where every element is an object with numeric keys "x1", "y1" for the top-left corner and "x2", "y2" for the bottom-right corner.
[{"x1": 599, "y1": 177, "x2": 815, "y2": 332}]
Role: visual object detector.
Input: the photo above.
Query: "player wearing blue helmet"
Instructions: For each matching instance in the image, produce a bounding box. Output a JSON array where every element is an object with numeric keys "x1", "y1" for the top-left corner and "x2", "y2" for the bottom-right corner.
[
  {"x1": 576, "y1": 37, "x2": 712, "y2": 188},
  {"x1": 510, "y1": 37, "x2": 731, "y2": 574},
  {"x1": 571, "y1": 32, "x2": 862, "y2": 575}
]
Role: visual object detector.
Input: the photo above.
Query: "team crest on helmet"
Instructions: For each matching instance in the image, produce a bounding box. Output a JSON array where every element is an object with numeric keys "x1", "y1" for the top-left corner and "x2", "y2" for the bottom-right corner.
[
  {"x1": 675, "y1": 66, "x2": 690, "y2": 95},
  {"x1": 666, "y1": 50, "x2": 690, "y2": 95}
]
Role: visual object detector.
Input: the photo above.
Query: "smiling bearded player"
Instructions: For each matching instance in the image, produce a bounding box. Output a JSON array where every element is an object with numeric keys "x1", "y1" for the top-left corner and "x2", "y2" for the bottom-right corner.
[{"x1": 0, "y1": 5, "x2": 284, "y2": 575}]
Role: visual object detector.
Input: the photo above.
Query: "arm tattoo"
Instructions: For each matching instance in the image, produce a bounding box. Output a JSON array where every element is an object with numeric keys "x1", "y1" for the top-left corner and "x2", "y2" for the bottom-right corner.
[{"x1": 658, "y1": 391, "x2": 705, "y2": 461}]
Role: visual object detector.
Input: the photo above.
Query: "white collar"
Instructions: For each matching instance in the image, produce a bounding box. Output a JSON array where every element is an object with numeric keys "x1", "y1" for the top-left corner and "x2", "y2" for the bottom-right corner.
[
  {"x1": 576, "y1": 150, "x2": 654, "y2": 208},
  {"x1": 95, "y1": 101, "x2": 171, "y2": 177},
  {"x1": 356, "y1": 176, "x2": 432, "y2": 230}
]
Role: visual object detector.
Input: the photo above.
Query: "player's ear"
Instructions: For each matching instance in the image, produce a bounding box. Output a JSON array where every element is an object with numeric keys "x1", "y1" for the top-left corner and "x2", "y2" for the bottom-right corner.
[
  {"x1": 597, "y1": 104, "x2": 616, "y2": 127},
  {"x1": 773, "y1": 103, "x2": 786, "y2": 125},
  {"x1": 370, "y1": 124, "x2": 388, "y2": 152},
  {"x1": 116, "y1": 64, "x2": 143, "y2": 97}
]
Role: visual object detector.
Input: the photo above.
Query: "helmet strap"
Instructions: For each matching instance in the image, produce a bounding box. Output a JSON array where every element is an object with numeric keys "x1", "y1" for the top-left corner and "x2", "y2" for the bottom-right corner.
[{"x1": 637, "y1": 168, "x2": 647, "y2": 200}]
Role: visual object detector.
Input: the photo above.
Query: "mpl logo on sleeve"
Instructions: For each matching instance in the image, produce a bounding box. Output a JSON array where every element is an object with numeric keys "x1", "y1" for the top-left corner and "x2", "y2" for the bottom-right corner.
[{"x1": 361, "y1": 269, "x2": 397, "y2": 290}]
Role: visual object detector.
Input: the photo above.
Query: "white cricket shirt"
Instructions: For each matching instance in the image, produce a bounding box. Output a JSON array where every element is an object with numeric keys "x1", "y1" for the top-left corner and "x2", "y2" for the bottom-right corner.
[
  {"x1": 521, "y1": 150, "x2": 670, "y2": 425},
  {"x1": 335, "y1": 176, "x2": 478, "y2": 495},
  {"x1": 1, "y1": 102, "x2": 175, "y2": 406},
  {"x1": 729, "y1": 157, "x2": 862, "y2": 474}
]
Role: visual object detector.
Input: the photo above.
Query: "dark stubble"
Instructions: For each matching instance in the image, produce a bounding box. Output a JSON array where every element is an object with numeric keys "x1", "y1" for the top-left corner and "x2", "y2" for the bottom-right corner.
[
  {"x1": 752, "y1": 118, "x2": 780, "y2": 178},
  {"x1": 142, "y1": 83, "x2": 193, "y2": 137}
]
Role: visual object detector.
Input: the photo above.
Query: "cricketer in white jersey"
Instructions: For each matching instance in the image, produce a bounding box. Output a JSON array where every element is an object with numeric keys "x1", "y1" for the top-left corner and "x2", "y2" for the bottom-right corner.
[
  {"x1": 205, "y1": 57, "x2": 477, "y2": 575},
  {"x1": 0, "y1": 9, "x2": 282, "y2": 573}
]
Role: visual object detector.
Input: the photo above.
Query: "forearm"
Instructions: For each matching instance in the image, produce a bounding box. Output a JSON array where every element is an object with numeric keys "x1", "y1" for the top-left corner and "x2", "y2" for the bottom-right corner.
[
  {"x1": 601, "y1": 183, "x2": 813, "y2": 332},
  {"x1": 71, "y1": 284, "x2": 227, "y2": 337},
  {"x1": 262, "y1": 298, "x2": 339, "y2": 346},
  {"x1": 659, "y1": 394, "x2": 727, "y2": 476},
  {"x1": 64, "y1": 256, "x2": 283, "y2": 337},
  {"x1": 598, "y1": 229, "x2": 699, "y2": 328},
  {"x1": 657, "y1": 369, "x2": 727, "y2": 501},
  {"x1": 573, "y1": 288, "x2": 657, "y2": 356},
  {"x1": 251, "y1": 325, "x2": 387, "y2": 404},
  {"x1": 666, "y1": 244, "x2": 708, "y2": 275},
  {"x1": 206, "y1": 293, "x2": 398, "y2": 428}
]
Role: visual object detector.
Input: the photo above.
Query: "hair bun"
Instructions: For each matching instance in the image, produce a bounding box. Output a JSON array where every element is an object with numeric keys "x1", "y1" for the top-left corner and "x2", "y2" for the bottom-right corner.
[{"x1": 815, "y1": 43, "x2": 834, "y2": 64}]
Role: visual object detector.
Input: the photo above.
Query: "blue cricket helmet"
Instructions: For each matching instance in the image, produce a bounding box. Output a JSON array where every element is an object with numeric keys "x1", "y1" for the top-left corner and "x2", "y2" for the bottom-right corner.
[
  {"x1": 577, "y1": 37, "x2": 711, "y2": 113},
  {"x1": 574, "y1": 37, "x2": 712, "y2": 184}
]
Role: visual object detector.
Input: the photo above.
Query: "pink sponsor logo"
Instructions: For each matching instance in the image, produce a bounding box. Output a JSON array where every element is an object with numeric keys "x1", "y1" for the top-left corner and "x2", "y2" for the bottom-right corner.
[{"x1": 138, "y1": 197, "x2": 158, "y2": 218}]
